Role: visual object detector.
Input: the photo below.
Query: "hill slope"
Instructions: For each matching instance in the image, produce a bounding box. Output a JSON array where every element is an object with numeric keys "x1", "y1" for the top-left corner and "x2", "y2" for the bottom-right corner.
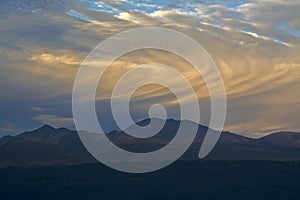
[{"x1": 0, "y1": 119, "x2": 300, "y2": 166}]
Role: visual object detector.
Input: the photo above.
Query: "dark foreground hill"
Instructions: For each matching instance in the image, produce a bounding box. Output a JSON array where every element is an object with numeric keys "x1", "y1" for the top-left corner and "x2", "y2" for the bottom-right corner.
[
  {"x1": 0, "y1": 119, "x2": 300, "y2": 166},
  {"x1": 0, "y1": 161, "x2": 300, "y2": 200}
]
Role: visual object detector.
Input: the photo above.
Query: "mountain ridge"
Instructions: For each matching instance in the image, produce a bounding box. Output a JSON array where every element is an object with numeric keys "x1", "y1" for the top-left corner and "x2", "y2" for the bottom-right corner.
[{"x1": 0, "y1": 119, "x2": 300, "y2": 166}]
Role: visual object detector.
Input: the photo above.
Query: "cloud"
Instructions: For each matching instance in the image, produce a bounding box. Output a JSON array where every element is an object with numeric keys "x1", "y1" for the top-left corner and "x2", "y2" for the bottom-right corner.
[
  {"x1": 0, "y1": 121, "x2": 20, "y2": 136},
  {"x1": 0, "y1": 0, "x2": 300, "y2": 136},
  {"x1": 237, "y1": 0, "x2": 300, "y2": 43},
  {"x1": 31, "y1": 106, "x2": 49, "y2": 112},
  {"x1": 238, "y1": 30, "x2": 293, "y2": 47},
  {"x1": 32, "y1": 114, "x2": 74, "y2": 128},
  {"x1": 30, "y1": 53, "x2": 81, "y2": 65},
  {"x1": 66, "y1": 10, "x2": 93, "y2": 23},
  {"x1": 115, "y1": 12, "x2": 140, "y2": 23}
]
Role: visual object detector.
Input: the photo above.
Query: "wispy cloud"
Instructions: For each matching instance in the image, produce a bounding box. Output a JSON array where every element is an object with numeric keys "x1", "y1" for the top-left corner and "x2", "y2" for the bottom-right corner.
[
  {"x1": 0, "y1": 121, "x2": 20, "y2": 136},
  {"x1": 32, "y1": 114, "x2": 74, "y2": 128},
  {"x1": 31, "y1": 106, "x2": 49, "y2": 113},
  {"x1": 30, "y1": 53, "x2": 81, "y2": 65},
  {"x1": 0, "y1": 0, "x2": 299, "y2": 136}
]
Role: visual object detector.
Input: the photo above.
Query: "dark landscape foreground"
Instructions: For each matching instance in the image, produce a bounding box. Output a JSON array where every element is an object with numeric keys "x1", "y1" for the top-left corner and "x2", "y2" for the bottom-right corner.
[
  {"x1": 0, "y1": 161, "x2": 300, "y2": 200},
  {"x1": 1, "y1": 121, "x2": 300, "y2": 199}
]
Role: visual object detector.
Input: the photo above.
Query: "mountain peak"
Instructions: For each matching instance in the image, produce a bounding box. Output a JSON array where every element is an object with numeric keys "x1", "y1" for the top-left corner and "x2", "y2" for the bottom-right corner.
[{"x1": 37, "y1": 124, "x2": 56, "y2": 131}]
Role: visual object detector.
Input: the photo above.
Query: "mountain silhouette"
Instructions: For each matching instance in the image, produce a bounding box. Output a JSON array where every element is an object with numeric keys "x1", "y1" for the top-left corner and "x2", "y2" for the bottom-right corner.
[{"x1": 0, "y1": 119, "x2": 300, "y2": 166}]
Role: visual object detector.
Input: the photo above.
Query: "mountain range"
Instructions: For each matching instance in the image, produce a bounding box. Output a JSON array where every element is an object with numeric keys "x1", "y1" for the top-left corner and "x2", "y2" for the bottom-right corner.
[{"x1": 0, "y1": 119, "x2": 300, "y2": 167}]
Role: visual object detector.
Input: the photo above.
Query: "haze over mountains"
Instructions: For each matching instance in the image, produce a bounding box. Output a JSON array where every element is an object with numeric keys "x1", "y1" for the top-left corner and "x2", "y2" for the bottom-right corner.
[{"x1": 0, "y1": 119, "x2": 300, "y2": 167}]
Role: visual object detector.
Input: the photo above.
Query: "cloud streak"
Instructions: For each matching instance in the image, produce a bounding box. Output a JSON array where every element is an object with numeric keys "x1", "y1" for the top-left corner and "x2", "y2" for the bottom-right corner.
[
  {"x1": 32, "y1": 114, "x2": 74, "y2": 128},
  {"x1": 0, "y1": 0, "x2": 299, "y2": 137}
]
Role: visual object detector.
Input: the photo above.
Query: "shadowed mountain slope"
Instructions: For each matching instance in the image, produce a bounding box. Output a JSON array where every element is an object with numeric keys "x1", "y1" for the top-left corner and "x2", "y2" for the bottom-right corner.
[{"x1": 0, "y1": 119, "x2": 300, "y2": 166}]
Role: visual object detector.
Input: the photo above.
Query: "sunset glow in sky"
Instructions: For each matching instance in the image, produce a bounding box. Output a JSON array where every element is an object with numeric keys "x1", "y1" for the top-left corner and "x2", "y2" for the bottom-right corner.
[{"x1": 0, "y1": 0, "x2": 299, "y2": 137}]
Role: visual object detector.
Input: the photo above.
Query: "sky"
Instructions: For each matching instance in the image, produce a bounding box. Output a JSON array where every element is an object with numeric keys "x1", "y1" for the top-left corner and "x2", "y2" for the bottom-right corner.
[{"x1": 0, "y1": 0, "x2": 299, "y2": 138}]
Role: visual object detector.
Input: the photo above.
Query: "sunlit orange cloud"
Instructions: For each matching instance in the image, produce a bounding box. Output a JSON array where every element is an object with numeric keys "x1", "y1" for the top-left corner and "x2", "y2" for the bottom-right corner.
[
  {"x1": 25, "y1": 22, "x2": 300, "y2": 136},
  {"x1": 1, "y1": 0, "x2": 299, "y2": 136}
]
